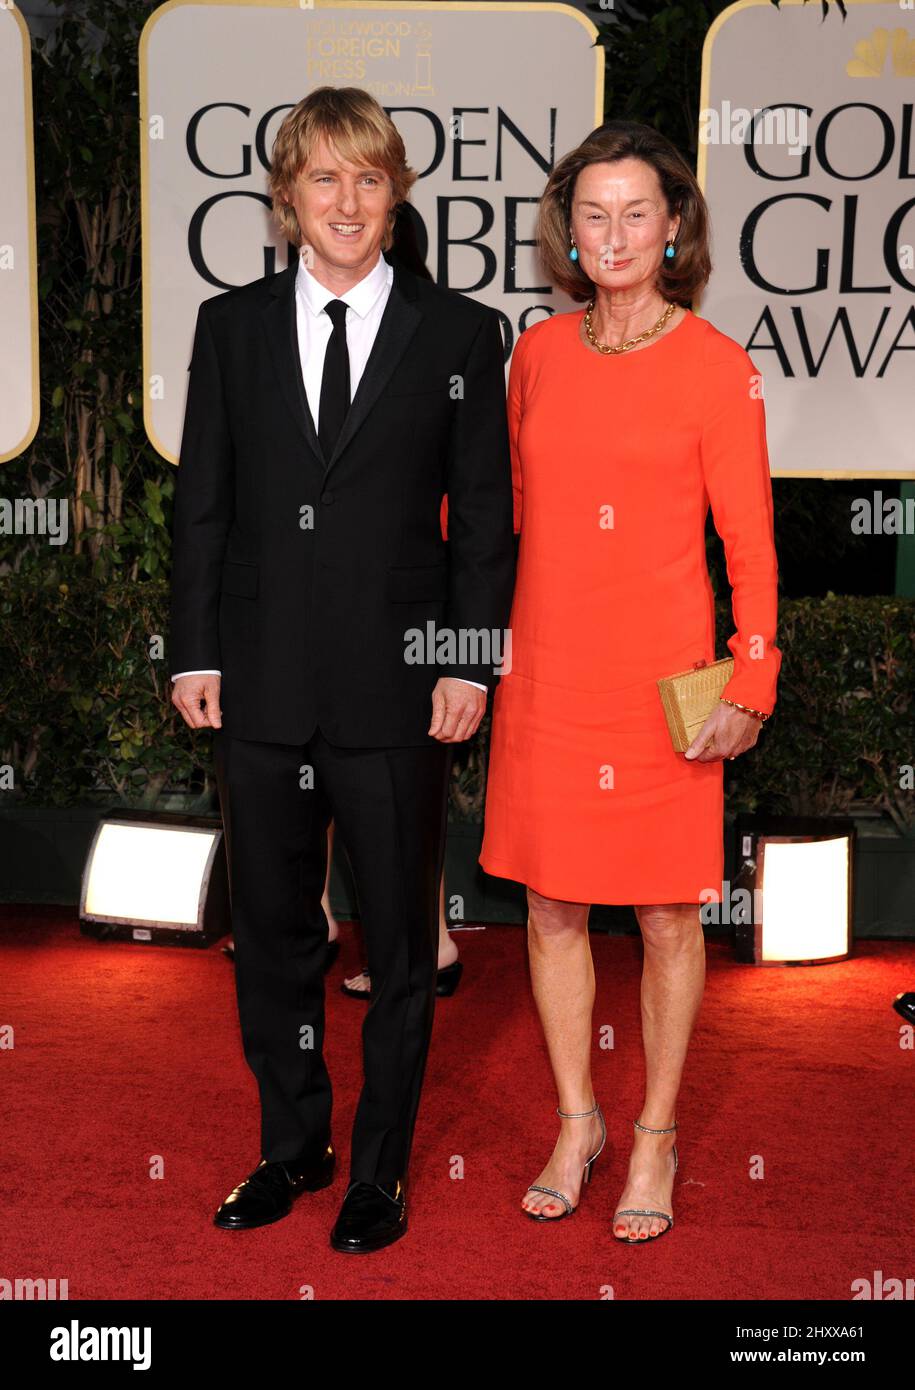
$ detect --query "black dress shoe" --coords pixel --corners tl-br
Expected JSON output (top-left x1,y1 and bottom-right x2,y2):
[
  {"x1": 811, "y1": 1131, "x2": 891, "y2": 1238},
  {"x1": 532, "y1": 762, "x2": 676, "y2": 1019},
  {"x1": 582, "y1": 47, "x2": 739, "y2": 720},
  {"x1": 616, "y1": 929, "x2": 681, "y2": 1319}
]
[
  {"x1": 329, "y1": 1179, "x2": 407, "y2": 1254},
  {"x1": 213, "y1": 1142, "x2": 335, "y2": 1230}
]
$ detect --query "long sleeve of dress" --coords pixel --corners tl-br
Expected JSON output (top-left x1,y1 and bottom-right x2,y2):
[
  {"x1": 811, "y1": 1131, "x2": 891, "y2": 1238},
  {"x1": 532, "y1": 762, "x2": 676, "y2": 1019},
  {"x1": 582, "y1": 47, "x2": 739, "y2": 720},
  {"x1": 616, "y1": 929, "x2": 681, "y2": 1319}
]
[{"x1": 699, "y1": 333, "x2": 782, "y2": 716}]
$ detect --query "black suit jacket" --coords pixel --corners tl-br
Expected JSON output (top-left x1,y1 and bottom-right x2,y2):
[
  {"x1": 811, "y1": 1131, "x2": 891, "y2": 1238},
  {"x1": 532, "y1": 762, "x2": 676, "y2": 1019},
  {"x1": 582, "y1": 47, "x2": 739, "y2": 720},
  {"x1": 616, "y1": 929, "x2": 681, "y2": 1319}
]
[{"x1": 168, "y1": 252, "x2": 515, "y2": 746}]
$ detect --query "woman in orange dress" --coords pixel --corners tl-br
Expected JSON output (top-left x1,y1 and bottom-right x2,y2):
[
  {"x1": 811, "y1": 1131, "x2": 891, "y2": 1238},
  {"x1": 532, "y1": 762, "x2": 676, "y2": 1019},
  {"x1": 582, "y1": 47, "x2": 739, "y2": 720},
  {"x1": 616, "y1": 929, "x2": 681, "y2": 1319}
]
[{"x1": 478, "y1": 121, "x2": 781, "y2": 1242}]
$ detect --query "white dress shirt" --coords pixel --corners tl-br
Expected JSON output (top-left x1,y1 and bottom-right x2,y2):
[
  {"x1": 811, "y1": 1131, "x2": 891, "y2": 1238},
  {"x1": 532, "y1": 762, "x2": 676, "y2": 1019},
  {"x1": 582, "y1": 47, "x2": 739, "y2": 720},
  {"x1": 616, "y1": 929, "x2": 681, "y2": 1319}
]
[{"x1": 172, "y1": 251, "x2": 486, "y2": 693}]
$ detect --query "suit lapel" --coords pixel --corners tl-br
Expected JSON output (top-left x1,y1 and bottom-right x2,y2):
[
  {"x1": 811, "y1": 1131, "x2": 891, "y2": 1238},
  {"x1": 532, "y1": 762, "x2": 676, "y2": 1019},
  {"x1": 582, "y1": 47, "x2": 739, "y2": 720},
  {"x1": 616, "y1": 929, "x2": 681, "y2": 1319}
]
[
  {"x1": 325, "y1": 256, "x2": 422, "y2": 479},
  {"x1": 262, "y1": 252, "x2": 423, "y2": 478},
  {"x1": 263, "y1": 260, "x2": 323, "y2": 466}
]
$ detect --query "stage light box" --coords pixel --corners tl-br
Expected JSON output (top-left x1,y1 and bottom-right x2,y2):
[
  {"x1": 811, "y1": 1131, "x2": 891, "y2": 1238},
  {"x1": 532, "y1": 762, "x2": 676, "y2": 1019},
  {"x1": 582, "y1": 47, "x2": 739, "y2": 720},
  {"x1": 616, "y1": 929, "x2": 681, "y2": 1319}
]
[
  {"x1": 79, "y1": 810, "x2": 230, "y2": 947},
  {"x1": 732, "y1": 814, "x2": 855, "y2": 966}
]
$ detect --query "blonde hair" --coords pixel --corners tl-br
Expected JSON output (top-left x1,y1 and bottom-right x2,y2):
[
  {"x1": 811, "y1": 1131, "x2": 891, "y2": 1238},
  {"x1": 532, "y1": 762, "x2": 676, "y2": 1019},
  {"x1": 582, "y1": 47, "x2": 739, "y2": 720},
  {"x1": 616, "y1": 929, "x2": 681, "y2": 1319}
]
[{"x1": 269, "y1": 86, "x2": 418, "y2": 252}]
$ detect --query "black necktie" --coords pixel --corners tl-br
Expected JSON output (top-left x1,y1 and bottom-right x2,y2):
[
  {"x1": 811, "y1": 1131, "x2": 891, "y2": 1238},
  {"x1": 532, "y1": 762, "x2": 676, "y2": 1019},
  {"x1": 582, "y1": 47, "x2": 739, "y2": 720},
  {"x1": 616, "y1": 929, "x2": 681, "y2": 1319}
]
[{"x1": 319, "y1": 299, "x2": 351, "y2": 460}]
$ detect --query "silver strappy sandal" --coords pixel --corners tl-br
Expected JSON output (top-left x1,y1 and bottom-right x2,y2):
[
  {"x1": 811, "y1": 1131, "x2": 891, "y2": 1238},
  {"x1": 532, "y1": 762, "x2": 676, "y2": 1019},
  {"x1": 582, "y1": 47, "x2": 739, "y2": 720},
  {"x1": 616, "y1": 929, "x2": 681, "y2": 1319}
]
[
  {"x1": 612, "y1": 1117, "x2": 679, "y2": 1243},
  {"x1": 524, "y1": 1103, "x2": 606, "y2": 1222}
]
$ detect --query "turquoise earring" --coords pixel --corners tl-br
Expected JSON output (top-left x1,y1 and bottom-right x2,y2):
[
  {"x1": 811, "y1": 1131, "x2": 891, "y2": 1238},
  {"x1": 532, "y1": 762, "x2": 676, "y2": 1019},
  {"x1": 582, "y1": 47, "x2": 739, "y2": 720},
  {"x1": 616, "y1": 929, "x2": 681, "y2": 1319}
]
[
  {"x1": 664, "y1": 240, "x2": 676, "y2": 259},
  {"x1": 569, "y1": 240, "x2": 579, "y2": 262}
]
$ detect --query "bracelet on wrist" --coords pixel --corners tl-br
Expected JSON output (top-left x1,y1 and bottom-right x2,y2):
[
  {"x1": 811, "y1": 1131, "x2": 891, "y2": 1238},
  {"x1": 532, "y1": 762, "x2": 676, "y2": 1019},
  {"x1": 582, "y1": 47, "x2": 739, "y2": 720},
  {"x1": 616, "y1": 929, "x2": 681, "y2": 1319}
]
[{"x1": 719, "y1": 696, "x2": 770, "y2": 723}]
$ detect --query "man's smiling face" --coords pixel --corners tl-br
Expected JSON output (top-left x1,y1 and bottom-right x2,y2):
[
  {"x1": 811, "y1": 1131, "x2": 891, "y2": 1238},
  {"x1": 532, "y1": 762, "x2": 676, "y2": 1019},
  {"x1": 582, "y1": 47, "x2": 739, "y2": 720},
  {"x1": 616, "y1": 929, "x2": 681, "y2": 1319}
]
[{"x1": 287, "y1": 134, "x2": 396, "y2": 289}]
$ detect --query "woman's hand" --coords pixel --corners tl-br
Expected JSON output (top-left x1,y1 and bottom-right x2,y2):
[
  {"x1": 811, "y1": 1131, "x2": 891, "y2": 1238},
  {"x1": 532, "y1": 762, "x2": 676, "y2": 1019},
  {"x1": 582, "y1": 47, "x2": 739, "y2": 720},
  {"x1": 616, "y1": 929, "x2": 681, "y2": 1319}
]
[{"x1": 684, "y1": 700, "x2": 763, "y2": 763}]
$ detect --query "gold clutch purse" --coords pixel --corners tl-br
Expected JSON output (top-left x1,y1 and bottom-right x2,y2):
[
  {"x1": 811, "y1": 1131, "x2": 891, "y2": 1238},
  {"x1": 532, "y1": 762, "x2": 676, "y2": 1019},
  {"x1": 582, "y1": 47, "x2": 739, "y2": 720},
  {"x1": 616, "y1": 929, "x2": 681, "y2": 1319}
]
[{"x1": 657, "y1": 657, "x2": 734, "y2": 753}]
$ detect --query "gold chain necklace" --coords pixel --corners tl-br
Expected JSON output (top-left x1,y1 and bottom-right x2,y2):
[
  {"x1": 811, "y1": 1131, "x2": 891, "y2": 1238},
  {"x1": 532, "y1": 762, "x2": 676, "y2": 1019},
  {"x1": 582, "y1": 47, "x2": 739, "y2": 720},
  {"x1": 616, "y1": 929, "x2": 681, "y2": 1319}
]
[{"x1": 583, "y1": 299, "x2": 677, "y2": 355}]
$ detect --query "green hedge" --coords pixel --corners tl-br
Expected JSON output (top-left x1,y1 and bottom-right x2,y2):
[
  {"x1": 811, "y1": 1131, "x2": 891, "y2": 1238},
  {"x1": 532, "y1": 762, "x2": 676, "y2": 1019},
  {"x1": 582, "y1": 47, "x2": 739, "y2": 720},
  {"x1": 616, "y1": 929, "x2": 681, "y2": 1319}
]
[{"x1": 1, "y1": 577, "x2": 913, "y2": 828}]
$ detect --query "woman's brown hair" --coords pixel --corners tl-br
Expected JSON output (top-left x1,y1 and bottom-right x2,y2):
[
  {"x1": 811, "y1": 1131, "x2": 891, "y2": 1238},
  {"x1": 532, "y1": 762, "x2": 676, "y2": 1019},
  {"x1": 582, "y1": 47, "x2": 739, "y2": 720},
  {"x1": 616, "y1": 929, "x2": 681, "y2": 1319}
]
[
  {"x1": 537, "y1": 120, "x2": 711, "y2": 306},
  {"x1": 269, "y1": 86, "x2": 418, "y2": 252}
]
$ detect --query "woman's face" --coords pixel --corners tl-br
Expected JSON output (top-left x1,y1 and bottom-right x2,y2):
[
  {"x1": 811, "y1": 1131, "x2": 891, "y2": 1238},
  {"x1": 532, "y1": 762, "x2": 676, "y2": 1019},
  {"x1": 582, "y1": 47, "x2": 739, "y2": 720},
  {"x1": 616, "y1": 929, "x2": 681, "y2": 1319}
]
[{"x1": 570, "y1": 157, "x2": 679, "y2": 296}]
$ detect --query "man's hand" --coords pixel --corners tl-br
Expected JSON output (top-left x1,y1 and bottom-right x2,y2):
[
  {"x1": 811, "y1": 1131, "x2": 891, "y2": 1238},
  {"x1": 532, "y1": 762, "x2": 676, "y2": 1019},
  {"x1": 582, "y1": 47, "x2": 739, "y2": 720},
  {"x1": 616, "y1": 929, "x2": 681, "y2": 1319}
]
[
  {"x1": 172, "y1": 674, "x2": 223, "y2": 730},
  {"x1": 684, "y1": 700, "x2": 762, "y2": 762},
  {"x1": 428, "y1": 677, "x2": 486, "y2": 743}
]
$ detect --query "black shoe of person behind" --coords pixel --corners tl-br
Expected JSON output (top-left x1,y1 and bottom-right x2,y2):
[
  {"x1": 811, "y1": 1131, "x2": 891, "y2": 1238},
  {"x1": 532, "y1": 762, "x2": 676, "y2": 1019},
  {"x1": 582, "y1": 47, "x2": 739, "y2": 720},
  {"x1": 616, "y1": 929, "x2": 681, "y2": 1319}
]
[
  {"x1": 893, "y1": 991, "x2": 915, "y2": 1024},
  {"x1": 214, "y1": 1143, "x2": 336, "y2": 1231},
  {"x1": 329, "y1": 1179, "x2": 407, "y2": 1254},
  {"x1": 340, "y1": 960, "x2": 463, "y2": 1001}
]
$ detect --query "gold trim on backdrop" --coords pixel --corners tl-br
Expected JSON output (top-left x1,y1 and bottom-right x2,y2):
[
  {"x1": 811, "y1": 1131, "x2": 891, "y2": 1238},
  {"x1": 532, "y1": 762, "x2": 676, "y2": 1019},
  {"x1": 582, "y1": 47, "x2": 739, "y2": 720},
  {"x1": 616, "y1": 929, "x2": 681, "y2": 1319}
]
[
  {"x1": 0, "y1": 4, "x2": 40, "y2": 465},
  {"x1": 695, "y1": 0, "x2": 914, "y2": 479},
  {"x1": 139, "y1": 0, "x2": 606, "y2": 465}
]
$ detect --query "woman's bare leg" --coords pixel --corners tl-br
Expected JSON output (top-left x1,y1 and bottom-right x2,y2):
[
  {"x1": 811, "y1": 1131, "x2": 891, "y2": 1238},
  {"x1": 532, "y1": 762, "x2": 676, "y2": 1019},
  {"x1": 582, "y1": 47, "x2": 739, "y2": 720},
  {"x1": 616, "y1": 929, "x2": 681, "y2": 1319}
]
[
  {"x1": 520, "y1": 886, "x2": 603, "y2": 1218},
  {"x1": 612, "y1": 902, "x2": 705, "y2": 1240},
  {"x1": 321, "y1": 823, "x2": 339, "y2": 942},
  {"x1": 437, "y1": 876, "x2": 459, "y2": 968}
]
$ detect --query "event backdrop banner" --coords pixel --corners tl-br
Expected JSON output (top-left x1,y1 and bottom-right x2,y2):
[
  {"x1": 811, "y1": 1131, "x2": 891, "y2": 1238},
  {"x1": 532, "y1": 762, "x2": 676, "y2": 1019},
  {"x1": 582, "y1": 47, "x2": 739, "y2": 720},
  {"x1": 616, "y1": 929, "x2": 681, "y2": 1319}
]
[
  {"x1": 698, "y1": 0, "x2": 915, "y2": 479},
  {"x1": 0, "y1": 3, "x2": 39, "y2": 464},
  {"x1": 139, "y1": 0, "x2": 603, "y2": 463}
]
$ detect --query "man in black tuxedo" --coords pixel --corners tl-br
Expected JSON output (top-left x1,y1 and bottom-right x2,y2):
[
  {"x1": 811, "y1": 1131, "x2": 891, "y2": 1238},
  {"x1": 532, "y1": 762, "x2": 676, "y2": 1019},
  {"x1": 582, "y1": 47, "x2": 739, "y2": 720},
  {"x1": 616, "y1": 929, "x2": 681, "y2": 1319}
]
[{"x1": 169, "y1": 87, "x2": 514, "y2": 1253}]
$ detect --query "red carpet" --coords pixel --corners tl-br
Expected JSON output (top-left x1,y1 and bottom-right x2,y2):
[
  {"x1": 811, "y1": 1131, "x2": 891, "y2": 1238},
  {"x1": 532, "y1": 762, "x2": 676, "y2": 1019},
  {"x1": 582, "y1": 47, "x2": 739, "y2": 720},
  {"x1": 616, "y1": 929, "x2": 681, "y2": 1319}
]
[{"x1": 1, "y1": 908, "x2": 911, "y2": 1301}]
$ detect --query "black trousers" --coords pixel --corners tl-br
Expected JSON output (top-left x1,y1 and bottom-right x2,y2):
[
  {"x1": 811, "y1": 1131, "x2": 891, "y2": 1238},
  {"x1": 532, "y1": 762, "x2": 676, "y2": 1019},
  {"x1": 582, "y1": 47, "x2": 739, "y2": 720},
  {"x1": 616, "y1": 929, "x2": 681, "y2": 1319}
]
[{"x1": 213, "y1": 725, "x2": 453, "y2": 1185}]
